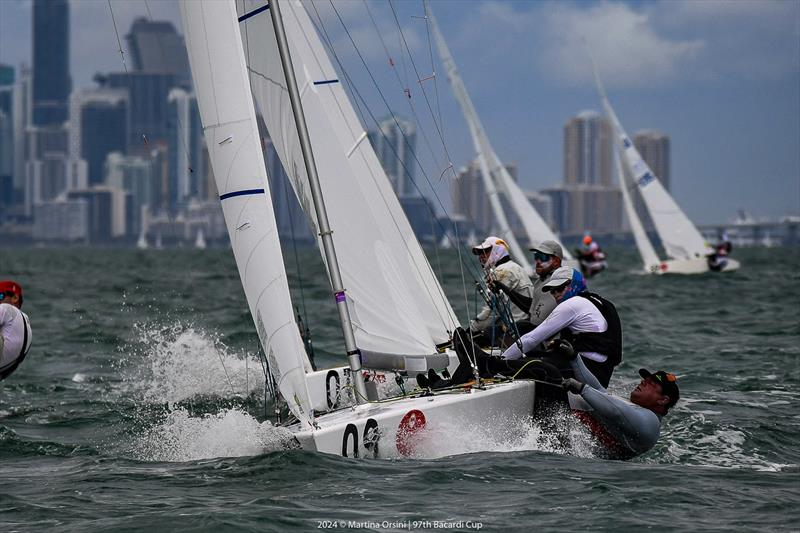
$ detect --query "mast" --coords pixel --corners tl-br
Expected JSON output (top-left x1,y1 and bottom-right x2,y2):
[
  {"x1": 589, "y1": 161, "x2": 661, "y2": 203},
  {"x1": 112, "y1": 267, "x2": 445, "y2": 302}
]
[{"x1": 269, "y1": 0, "x2": 368, "y2": 403}]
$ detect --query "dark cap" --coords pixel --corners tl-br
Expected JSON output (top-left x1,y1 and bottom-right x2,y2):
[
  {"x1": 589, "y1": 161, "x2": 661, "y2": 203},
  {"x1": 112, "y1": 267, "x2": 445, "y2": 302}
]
[
  {"x1": 639, "y1": 368, "x2": 679, "y2": 408},
  {"x1": 0, "y1": 280, "x2": 23, "y2": 308}
]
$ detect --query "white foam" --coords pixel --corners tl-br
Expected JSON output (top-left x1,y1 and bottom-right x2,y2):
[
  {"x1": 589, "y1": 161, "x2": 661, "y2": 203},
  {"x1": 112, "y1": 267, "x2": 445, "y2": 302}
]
[
  {"x1": 395, "y1": 410, "x2": 599, "y2": 460},
  {"x1": 71, "y1": 373, "x2": 86, "y2": 383},
  {"x1": 117, "y1": 322, "x2": 265, "y2": 404},
  {"x1": 131, "y1": 407, "x2": 297, "y2": 462}
]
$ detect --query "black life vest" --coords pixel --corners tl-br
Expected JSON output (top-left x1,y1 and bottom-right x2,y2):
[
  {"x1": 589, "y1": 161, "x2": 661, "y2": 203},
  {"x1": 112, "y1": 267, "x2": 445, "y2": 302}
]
[
  {"x1": 0, "y1": 312, "x2": 30, "y2": 381},
  {"x1": 561, "y1": 291, "x2": 622, "y2": 367}
]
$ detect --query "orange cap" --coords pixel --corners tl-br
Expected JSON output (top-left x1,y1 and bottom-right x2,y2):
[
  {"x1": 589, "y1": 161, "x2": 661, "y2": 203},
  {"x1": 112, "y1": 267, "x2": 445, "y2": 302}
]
[{"x1": 582, "y1": 235, "x2": 592, "y2": 245}]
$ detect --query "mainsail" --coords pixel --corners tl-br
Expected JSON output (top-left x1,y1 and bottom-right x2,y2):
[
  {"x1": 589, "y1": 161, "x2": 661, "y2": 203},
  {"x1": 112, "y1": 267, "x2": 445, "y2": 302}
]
[
  {"x1": 429, "y1": 8, "x2": 573, "y2": 266},
  {"x1": 179, "y1": 0, "x2": 314, "y2": 426},
  {"x1": 237, "y1": 0, "x2": 459, "y2": 364}
]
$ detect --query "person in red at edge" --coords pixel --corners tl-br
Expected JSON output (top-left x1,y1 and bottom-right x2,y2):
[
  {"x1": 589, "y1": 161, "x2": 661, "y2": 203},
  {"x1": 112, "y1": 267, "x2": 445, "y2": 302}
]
[{"x1": 0, "y1": 281, "x2": 33, "y2": 380}]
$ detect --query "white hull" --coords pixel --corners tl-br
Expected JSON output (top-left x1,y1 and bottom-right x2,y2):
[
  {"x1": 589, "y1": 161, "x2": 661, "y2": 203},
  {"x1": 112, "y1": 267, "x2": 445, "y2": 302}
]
[
  {"x1": 291, "y1": 380, "x2": 537, "y2": 458},
  {"x1": 646, "y1": 257, "x2": 740, "y2": 275}
]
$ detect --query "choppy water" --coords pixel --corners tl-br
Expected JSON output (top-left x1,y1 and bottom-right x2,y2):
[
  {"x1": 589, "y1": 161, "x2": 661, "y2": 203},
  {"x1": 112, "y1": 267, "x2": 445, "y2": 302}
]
[{"x1": 1, "y1": 246, "x2": 798, "y2": 531}]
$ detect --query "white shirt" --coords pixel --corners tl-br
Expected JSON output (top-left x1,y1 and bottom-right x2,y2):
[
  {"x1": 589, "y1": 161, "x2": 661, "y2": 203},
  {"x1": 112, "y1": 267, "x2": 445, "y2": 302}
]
[
  {"x1": 0, "y1": 303, "x2": 32, "y2": 369},
  {"x1": 501, "y1": 296, "x2": 608, "y2": 361}
]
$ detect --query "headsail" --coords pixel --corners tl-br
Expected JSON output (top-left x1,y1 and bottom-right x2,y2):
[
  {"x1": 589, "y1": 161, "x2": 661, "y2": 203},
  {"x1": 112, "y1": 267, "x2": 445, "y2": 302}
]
[
  {"x1": 179, "y1": 0, "x2": 314, "y2": 426},
  {"x1": 429, "y1": 7, "x2": 572, "y2": 266},
  {"x1": 592, "y1": 67, "x2": 710, "y2": 261},
  {"x1": 237, "y1": 0, "x2": 458, "y2": 364}
]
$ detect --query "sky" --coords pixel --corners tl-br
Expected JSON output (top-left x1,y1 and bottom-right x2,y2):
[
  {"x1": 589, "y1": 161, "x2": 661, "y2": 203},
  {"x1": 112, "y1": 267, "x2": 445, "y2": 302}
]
[{"x1": 0, "y1": 0, "x2": 798, "y2": 225}]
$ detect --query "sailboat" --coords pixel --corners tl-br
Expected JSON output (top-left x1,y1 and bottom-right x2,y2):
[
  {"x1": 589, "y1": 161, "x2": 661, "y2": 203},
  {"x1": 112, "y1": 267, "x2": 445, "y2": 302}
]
[
  {"x1": 194, "y1": 227, "x2": 207, "y2": 250},
  {"x1": 592, "y1": 67, "x2": 740, "y2": 274},
  {"x1": 180, "y1": 0, "x2": 539, "y2": 457},
  {"x1": 136, "y1": 229, "x2": 148, "y2": 250},
  {"x1": 429, "y1": 8, "x2": 574, "y2": 274}
]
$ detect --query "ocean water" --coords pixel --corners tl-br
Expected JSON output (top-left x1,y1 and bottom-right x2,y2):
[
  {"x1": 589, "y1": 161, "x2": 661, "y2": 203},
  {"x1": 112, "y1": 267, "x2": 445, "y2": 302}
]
[{"x1": 1, "y1": 246, "x2": 798, "y2": 532}]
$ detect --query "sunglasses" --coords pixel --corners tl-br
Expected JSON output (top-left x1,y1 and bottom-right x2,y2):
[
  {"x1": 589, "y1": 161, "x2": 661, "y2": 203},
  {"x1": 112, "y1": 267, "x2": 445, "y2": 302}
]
[
  {"x1": 0, "y1": 292, "x2": 7, "y2": 300},
  {"x1": 533, "y1": 251, "x2": 553, "y2": 262}
]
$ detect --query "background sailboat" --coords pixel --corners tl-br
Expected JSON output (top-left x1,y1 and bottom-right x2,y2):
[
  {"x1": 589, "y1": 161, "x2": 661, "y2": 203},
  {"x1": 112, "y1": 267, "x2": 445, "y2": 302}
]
[{"x1": 592, "y1": 65, "x2": 740, "y2": 274}]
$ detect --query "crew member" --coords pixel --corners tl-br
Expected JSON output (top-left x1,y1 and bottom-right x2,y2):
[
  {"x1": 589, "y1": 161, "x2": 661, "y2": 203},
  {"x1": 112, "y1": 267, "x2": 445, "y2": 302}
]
[
  {"x1": 468, "y1": 236, "x2": 533, "y2": 347},
  {"x1": 561, "y1": 341, "x2": 680, "y2": 459},
  {"x1": 0, "y1": 281, "x2": 32, "y2": 381}
]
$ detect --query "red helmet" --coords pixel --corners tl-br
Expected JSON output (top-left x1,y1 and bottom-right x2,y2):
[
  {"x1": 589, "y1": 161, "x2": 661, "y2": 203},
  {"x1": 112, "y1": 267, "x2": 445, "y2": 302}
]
[
  {"x1": 0, "y1": 280, "x2": 23, "y2": 308},
  {"x1": 582, "y1": 235, "x2": 593, "y2": 245}
]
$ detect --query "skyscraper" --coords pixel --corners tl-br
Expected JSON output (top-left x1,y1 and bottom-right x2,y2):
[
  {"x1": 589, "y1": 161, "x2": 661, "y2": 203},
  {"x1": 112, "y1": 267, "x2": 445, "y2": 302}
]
[
  {"x1": 367, "y1": 115, "x2": 417, "y2": 197},
  {"x1": 452, "y1": 159, "x2": 490, "y2": 235},
  {"x1": 631, "y1": 129, "x2": 671, "y2": 232},
  {"x1": 107, "y1": 72, "x2": 176, "y2": 154},
  {"x1": 69, "y1": 88, "x2": 128, "y2": 186},
  {"x1": 167, "y1": 89, "x2": 205, "y2": 212},
  {"x1": 557, "y1": 111, "x2": 621, "y2": 236},
  {"x1": 126, "y1": 18, "x2": 192, "y2": 89},
  {"x1": 633, "y1": 130, "x2": 670, "y2": 191},
  {"x1": 564, "y1": 111, "x2": 612, "y2": 186},
  {"x1": 0, "y1": 64, "x2": 13, "y2": 210},
  {"x1": 32, "y1": 0, "x2": 71, "y2": 126}
]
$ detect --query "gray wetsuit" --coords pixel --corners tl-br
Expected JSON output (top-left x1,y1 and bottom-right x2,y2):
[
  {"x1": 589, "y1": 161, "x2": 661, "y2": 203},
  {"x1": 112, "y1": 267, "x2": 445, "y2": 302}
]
[{"x1": 568, "y1": 356, "x2": 661, "y2": 458}]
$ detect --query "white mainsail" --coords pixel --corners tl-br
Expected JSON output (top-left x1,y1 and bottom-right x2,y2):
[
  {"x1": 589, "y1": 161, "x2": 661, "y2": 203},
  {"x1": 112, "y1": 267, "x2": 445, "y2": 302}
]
[
  {"x1": 615, "y1": 144, "x2": 660, "y2": 270},
  {"x1": 237, "y1": 0, "x2": 459, "y2": 363},
  {"x1": 429, "y1": 8, "x2": 573, "y2": 266},
  {"x1": 179, "y1": 0, "x2": 314, "y2": 426},
  {"x1": 595, "y1": 80, "x2": 710, "y2": 261}
]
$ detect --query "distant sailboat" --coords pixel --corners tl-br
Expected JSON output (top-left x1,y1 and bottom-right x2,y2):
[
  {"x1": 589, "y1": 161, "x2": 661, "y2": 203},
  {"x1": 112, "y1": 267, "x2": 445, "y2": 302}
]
[
  {"x1": 592, "y1": 65, "x2": 740, "y2": 274},
  {"x1": 155, "y1": 233, "x2": 163, "y2": 250},
  {"x1": 136, "y1": 229, "x2": 148, "y2": 250},
  {"x1": 194, "y1": 228, "x2": 207, "y2": 250}
]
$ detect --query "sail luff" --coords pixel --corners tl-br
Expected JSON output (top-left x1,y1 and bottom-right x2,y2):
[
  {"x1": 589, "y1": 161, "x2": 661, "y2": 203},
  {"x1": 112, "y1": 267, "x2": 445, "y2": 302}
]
[{"x1": 179, "y1": 0, "x2": 314, "y2": 425}]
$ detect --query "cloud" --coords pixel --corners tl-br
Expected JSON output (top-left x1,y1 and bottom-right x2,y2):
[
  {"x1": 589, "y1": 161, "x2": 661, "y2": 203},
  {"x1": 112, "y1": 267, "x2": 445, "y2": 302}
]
[{"x1": 534, "y1": 2, "x2": 705, "y2": 88}]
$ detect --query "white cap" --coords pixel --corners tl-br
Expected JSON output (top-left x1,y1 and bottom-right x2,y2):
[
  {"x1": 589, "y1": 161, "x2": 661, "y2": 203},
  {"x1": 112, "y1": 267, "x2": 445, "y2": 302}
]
[{"x1": 541, "y1": 266, "x2": 574, "y2": 292}]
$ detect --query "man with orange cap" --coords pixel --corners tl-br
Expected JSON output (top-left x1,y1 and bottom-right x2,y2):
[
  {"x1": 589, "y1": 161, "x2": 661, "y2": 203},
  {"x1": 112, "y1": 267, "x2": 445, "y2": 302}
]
[{"x1": 0, "y1": 281, "x2": 33, "y2": 380}]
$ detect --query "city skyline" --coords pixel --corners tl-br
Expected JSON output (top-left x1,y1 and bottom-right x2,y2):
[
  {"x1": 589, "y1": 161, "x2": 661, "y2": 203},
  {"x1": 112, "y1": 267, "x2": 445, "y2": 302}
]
[{"x1": 0, "y1": 0, "x2": 798, "y2": 227}]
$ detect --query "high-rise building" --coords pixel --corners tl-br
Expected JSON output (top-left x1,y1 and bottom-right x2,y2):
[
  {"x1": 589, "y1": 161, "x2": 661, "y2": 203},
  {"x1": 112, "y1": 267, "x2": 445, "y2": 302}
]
[
  {"x1": 631, "y1": 129, "x2": 670, "y2": 232},
  {"x1": 367, "y1": 115, "x2": 416, "y2": 197},
  {"x1": 32, "y1": 0, "x2": 71, "y2": 126},
  {"x1": 69, "y1": 88, "x2": 128, "y2": 186},
  {"x1": 12, "y1": 66, "x2": 31, "y2": 210},
  {"x1": 564, "y1": 111, "x2": 612, "y2": 186},
  {"x1": 0, "y1": 65, "x2": 13, "y2": 210},
  {"x1": 105, "y1": 151, "x2": 157, "y2": 238},
  {"x1": 557, "y1": 111, "x2": 621, "y2": 236},
  {"x1": 452, "y1": 159, "x2": 490, "y2": 235},
  {"x1": 107, "y1": 72, "x2": 176, "y2": 154},
  {"x1": 167, "y1": 88, "x2": 204, "y2": 212},
  {"x1": 633, "y1": 130, "x2": 670, "y2": 191},
  {"x1": 126, "y1": 18, "x2": 192, "y2": 89}
]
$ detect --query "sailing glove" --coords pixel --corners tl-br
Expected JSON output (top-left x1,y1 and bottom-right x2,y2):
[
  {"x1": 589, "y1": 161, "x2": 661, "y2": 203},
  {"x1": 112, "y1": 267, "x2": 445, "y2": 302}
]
[
  {"x1": 548, "y1": 338, "x2": 576, "y2": 360},
  {"x1": 562, "y1": 378, "x2": 585, "y2": 394}
]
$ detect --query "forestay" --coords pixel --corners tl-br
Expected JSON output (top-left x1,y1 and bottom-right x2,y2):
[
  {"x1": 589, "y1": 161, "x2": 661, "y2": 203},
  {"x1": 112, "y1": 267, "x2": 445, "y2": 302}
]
[
  {"x1": 237, "y1": 0, "x2": 458, "y2": 364},
  {"x1": 429, "y1": 8, "x2": 573, "y2": 265},
  {"x1": 179, "y1": 0, "x2": 314, "y2": 426}
]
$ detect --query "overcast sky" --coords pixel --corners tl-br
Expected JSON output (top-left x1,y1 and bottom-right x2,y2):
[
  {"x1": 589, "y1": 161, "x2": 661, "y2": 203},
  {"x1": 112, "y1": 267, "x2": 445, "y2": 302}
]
[{"x1": 1, "y1": 0, "x2": 798, "y2": 224}]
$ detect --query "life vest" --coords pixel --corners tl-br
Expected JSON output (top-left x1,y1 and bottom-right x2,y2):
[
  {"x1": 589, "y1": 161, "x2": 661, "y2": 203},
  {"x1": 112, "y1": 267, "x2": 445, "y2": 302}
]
[
  {"x1": 561, "y1": 291, "x2": 622, "y2": 366},
  {"x1": 0, "y1": 312, "x2": 31, "y2": 380}
]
